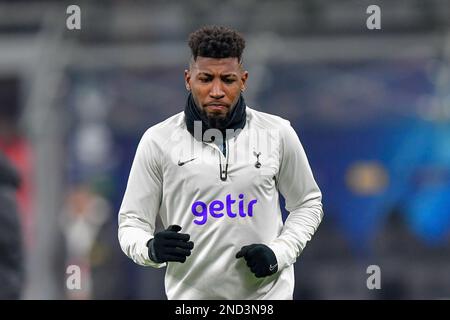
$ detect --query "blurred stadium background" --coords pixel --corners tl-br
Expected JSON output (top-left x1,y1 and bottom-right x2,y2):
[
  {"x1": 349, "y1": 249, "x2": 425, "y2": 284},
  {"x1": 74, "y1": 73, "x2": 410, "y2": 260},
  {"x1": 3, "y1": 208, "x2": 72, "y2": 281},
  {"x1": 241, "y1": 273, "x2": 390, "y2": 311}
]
[{"x1": 1, "y1": 0, "x2": 450, "y2": 299}]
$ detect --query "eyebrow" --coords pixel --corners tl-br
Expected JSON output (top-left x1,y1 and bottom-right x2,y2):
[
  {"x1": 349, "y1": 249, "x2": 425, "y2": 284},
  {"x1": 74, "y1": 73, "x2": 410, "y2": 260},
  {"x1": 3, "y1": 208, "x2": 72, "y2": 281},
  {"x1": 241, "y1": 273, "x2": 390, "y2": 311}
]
[{"x1": 197, "y1": 72, "x2": 238, "y2": 77}]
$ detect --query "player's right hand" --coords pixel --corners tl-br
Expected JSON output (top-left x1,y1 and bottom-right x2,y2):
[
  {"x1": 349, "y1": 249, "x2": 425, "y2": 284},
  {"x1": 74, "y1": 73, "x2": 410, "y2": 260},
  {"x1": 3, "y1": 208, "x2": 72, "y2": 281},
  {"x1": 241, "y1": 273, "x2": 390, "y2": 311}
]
[{"x1": 147, "y1": 225, "x2": 194, "y2": 263}]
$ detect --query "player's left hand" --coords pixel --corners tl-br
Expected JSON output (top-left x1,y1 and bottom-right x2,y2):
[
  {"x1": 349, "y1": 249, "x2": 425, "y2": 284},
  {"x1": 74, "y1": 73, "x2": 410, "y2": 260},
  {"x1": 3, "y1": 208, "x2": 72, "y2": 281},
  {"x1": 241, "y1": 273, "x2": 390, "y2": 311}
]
[{"x1": 236, "y1": 244, "x2": 278, "y2": 278}]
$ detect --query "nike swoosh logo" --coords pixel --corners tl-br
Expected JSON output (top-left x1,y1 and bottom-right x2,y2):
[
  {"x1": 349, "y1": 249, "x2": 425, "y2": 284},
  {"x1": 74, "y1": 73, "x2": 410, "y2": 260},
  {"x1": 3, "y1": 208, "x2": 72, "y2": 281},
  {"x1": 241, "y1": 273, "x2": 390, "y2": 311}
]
[
  {"x1": 269, "y1": 264, "x2": 278, "y2": 272},
  {"x1": 178, "y1": 157, "x2": 197, "y2": 166}
]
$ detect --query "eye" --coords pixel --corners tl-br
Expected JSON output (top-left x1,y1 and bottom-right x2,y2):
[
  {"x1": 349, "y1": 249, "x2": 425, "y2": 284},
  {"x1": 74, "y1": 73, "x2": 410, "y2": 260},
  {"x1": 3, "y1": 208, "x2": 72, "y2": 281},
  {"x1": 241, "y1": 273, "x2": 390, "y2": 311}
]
[
  {"x1": 223, "y1": 78, "x2": 236, "y2": 84},
  {"x1": 199, "y1": 77, "x2": 211, "y2": 83}
]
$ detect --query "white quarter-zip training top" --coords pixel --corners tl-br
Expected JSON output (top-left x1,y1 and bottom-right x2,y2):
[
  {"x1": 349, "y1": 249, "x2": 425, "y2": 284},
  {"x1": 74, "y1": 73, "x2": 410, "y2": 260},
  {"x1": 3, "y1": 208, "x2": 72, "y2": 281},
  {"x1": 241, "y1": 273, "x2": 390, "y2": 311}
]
[{"x1": 118, "y1": 106, "x2": 323, "y2": 299}]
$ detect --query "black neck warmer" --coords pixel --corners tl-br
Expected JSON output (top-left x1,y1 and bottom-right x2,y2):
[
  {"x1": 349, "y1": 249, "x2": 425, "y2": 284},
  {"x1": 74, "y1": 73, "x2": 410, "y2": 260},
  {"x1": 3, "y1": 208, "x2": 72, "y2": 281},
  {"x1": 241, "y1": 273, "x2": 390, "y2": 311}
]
[{"x1": 184, "y1": 92, "x2": 247, "y2": 141}]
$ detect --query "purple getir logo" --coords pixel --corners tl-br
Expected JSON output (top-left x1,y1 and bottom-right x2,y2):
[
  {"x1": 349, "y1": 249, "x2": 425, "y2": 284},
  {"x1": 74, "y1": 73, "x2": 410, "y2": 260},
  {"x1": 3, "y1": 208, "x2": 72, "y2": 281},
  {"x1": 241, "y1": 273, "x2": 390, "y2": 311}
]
[{"x1": 191, "y1": 194, "x2": 258, "y2": 225}]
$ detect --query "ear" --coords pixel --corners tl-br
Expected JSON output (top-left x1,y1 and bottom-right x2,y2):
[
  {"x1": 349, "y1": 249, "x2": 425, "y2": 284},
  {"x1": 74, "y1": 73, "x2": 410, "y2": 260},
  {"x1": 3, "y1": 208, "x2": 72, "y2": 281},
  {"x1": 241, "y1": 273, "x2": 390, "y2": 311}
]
[
  {"x1": 240, "y1": 71, "x2": 249, "y2": 92},
  {"x1": 184, "y1": 69, "x2": 191, "y2": 91}
]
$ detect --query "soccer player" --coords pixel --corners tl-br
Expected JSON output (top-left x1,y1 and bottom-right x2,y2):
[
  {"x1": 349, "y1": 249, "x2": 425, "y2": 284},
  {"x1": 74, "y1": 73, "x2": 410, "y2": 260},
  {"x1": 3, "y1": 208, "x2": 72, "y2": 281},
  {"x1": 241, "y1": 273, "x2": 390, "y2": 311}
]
[{"x1": 118, "y1": 26, "x2": 323, "y2": 299}]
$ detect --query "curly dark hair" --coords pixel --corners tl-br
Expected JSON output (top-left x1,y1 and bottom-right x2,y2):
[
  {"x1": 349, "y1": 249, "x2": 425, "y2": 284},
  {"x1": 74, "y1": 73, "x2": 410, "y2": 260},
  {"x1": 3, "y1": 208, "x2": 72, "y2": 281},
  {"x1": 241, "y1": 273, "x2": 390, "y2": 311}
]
[{"x1": 188, "y1": 26, "x2": 246, "y2": 62}]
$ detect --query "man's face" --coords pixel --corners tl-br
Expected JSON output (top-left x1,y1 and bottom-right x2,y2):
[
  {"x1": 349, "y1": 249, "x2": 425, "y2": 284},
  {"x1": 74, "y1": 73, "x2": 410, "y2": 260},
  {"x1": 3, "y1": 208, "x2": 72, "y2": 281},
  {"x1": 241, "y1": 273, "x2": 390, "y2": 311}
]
[{"x1": 185, "y1": 57, "x2": 248, "y2": 129}]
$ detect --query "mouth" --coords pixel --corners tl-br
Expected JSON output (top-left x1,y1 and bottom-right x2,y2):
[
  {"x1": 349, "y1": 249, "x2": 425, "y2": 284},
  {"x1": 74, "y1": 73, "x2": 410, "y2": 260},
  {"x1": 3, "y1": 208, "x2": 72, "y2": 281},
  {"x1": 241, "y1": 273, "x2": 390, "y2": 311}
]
[{"x1": 205, "y1": 103, "x2": 229, "y2": 112}]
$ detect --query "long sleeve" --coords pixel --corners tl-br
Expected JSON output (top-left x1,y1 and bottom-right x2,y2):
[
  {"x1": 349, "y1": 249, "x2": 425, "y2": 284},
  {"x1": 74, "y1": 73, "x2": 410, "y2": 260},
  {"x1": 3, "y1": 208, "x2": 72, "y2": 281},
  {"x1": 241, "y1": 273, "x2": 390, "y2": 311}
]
[
  {"x1": 118, "y1": 129, "x2": 166, "y2": 268},
  {"x1": 268, "y1": 123, "x2": 323, "y2": 271}
]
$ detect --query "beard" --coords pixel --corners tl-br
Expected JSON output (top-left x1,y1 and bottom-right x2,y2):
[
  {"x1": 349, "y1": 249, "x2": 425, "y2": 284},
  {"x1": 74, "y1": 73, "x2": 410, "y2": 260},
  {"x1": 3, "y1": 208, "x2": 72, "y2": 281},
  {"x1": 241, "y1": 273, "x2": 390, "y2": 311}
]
[{"x1": 200, "y1": 108, "x2": 231, "y2": 131}]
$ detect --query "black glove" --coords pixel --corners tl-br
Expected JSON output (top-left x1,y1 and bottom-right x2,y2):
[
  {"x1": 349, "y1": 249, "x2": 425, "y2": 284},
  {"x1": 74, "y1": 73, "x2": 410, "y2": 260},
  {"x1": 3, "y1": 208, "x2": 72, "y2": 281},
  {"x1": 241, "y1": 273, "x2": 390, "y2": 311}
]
[
  {"x1": 147, "y1": 225, "x2": 194, "y2": 263},
  {"x1": 236, "y1": 244, "x2": 278, "y2": 278}
]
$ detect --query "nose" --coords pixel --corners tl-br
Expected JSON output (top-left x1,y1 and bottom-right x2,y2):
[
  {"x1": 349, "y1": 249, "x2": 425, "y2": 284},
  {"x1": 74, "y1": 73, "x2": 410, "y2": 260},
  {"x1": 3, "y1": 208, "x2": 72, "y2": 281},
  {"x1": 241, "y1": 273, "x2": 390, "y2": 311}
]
[{"x1": 209, "y1": 79, "x2": 225, "y2": 99}]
